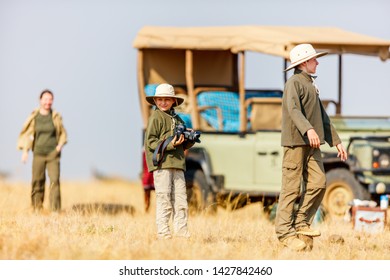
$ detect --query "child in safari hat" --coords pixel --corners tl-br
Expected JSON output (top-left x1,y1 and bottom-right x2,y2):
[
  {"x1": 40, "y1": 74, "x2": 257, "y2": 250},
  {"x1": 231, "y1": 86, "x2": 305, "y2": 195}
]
[
  {"x1": 275, "y1": 44, "x2": 348, "y2": 251},
  {"x1": 144, "y1": 83, "x2": 195, "y2": 239}
]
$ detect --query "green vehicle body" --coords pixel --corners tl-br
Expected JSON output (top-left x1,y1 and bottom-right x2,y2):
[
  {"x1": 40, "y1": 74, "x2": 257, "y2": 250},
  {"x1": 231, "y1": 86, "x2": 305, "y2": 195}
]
[{"x1": 134, "y1": 26, "x2": 390, "y2": 216}]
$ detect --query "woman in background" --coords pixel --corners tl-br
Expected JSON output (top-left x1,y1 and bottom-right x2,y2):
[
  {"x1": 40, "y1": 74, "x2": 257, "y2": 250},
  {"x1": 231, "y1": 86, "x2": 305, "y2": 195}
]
[{"x1": 17, "y1": 89, "x2": 67, "y2": 213}]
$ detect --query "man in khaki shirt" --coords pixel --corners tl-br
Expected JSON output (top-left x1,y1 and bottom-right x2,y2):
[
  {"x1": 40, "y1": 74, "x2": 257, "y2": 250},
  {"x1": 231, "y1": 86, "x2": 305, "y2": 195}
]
[{"x1": 275, "y1": 44, "x2": 348, "y2": 251}]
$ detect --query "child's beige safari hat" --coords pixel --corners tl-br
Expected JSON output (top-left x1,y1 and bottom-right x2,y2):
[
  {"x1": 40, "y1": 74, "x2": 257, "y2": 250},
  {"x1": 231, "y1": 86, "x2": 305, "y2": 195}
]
[
  {"x1": 284, "y1": 44, "x2": 328, "y2": 71},
  {"x1": 145, "y1": 83, "x2": 184, "y2": 107}
]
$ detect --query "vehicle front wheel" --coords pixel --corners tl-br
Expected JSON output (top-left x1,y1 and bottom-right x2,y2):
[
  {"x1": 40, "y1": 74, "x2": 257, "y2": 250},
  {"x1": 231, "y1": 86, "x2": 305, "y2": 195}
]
[
  {"x1": 323, "y1": 168, "x2": 370, "y2": 218},
  {"x1": 185, "y1": 169, "x2": 216, "y2": 214}
]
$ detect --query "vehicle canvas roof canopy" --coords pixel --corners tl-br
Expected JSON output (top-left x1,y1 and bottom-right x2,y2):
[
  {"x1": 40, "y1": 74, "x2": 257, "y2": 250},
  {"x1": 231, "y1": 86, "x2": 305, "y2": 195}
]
[
  {"x1": 134, "y1": 25, "x2": 390, "y2": 130},
  {"x1": 142, "y1": 49, "x2": 235, "y2": 86},
  {"x1": 133, "y1": 25, "x2": 390, "y2": 60}
]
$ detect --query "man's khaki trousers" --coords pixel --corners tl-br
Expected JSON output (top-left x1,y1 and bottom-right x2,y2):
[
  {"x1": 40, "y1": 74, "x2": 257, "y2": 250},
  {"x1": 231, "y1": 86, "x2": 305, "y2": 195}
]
[
  {"x1": 275, "y1": 146, "x2": 326, "y2": 241},
  {"x1": 153, "y1": 168, "x2": 189, "y2": 238},
  {"x1": 32, "y1": 150, "x2": 61, "y2": 212}
]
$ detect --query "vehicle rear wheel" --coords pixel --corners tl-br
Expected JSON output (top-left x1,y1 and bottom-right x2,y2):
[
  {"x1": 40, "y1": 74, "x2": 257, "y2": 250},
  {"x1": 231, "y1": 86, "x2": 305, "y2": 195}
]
[
  {"x1": 185, "y1": 169, "x2": 216, "y2": 214},
  {"x1": 324, "y1": 168, "x2": 370, "y2": 218}
]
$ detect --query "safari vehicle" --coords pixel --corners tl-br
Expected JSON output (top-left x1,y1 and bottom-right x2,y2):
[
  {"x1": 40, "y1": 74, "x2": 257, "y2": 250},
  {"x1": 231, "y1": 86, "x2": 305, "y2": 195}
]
[{"x1": 133, "y1": 26, "x2": 390, "y2": 217}]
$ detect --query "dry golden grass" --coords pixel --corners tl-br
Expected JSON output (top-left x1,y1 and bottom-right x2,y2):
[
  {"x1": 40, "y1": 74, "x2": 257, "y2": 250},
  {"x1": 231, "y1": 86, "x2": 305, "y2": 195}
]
[{"x1": 0, "y1": 179, "x2": 390, "y2": 260}]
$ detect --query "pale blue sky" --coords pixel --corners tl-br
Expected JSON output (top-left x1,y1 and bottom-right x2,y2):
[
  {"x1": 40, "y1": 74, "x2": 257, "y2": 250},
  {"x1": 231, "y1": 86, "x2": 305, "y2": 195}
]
[{"x1": 1, "y1": 0, "x2": 390, "y2": 181}]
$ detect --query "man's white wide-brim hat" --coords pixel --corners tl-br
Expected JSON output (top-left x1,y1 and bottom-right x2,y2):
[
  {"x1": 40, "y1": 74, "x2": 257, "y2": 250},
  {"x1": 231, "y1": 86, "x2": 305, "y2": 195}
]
[
  {"x1": 284, "y1": 44, "x2": 328, "y2": 71},
  {"x1": 145, "y1": 83, "x2": 184, "y2": 107}
]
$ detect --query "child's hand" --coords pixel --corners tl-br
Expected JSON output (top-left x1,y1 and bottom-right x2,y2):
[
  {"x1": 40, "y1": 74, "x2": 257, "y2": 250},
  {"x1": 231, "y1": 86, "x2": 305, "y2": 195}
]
[{"x1": 172, "y1": 134, "x2": 185, "y2": 146}]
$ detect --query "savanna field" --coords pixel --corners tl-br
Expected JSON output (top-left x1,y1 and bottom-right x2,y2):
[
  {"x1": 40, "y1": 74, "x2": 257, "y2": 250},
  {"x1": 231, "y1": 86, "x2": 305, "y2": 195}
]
[{"x1": 0, "y1": 179, "x2": 390, "y2": 260}]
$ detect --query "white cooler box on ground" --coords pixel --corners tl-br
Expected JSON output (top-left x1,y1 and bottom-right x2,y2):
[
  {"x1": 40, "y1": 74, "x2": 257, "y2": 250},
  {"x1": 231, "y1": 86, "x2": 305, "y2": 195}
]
[{"x1": 352, "y1": 206, "x2": 387, "y2": 233}]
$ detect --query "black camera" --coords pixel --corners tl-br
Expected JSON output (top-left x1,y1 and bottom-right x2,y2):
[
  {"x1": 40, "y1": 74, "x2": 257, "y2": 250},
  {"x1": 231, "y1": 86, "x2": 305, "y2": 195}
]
[{"x1": 174, "y1": 124, "x2": 201, "y2": 143}]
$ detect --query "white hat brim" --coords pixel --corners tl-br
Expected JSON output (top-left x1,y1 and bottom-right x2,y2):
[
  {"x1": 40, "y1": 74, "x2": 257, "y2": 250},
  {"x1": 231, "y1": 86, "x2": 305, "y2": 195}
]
[
  {"x1": 145, "y1": 95, "x2": 184, "y2": 107},
  {"x1": 284, "y1": 51, "x2": 328, "y2": 72}
]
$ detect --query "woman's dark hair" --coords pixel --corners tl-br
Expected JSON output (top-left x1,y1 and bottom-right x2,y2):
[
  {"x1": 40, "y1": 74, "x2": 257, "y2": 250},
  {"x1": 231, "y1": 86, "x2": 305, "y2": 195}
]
[{"x1": 40, "y1": 89, "x2": 54, "y2": 99}]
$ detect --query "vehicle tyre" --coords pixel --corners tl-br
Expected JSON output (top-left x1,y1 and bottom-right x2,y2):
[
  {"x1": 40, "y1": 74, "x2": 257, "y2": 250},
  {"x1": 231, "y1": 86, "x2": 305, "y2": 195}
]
[
  {"x1": 185, "y1": 169, "x2": 216, "y2": 214},
  {"x1": 324, "y1": 168, "x2": 370, "y2": 218}
]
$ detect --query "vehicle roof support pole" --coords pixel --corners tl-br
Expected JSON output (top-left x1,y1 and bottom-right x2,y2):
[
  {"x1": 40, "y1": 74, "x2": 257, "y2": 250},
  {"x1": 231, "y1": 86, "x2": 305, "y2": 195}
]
[
  {"x1": 137, "y1": 49, "x2": 148, "y2": 129},
  {"x1": 238, "y1": 51, "x2": 246, "y2": 132},
  {"x1": 185, "y1": 49, "x2": 199, "y2": 129},
  {"x1": 337, "y1": 54, "x2": 342, "y2": 115},
  {"x1": 284, "y1": 59, "x2": 287, "y2": 83}
]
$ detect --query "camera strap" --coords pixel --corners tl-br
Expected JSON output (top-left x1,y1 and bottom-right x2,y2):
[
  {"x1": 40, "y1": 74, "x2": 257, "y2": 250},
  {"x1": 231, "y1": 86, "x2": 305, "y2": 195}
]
[{"x1": 152, "y1": 136, "x2": 174, "y2": 166}]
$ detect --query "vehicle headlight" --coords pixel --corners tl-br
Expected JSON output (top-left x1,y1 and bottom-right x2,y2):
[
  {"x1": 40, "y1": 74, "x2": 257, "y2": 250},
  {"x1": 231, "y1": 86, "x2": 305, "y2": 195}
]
[{"x1": 379, "y1": 154, "x2": 390, "y2": 168}]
